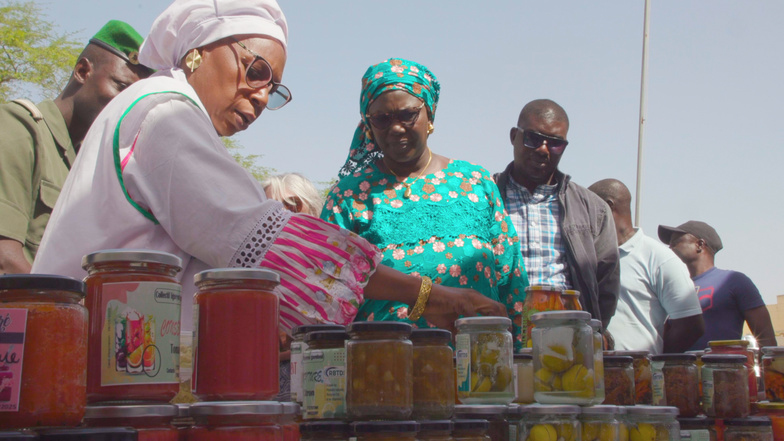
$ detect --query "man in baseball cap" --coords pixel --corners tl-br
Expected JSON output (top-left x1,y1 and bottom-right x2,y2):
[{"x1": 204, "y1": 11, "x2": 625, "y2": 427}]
[{"x1": 658, "y1": 221, "x2": 776, "y2": 350}]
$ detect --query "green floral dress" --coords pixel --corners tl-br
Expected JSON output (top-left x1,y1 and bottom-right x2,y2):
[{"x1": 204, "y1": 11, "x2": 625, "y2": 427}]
[{"x1": 322, "y1": 159, "x2": 529, "y2": 349}]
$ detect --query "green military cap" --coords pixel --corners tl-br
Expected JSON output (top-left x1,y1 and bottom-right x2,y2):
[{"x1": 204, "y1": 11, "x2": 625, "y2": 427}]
[{"x1": 89, "y1": 20, "x2": 145, "y2": 65}]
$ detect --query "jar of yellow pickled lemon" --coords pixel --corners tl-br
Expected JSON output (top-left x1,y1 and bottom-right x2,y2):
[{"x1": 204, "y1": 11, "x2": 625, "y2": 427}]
[
  {"x1": 455, "y1": 317, "x2": 514, "y2": 404},
  {"x1": 581, "y1": 405, "x2": 621, "y2": 441},
  {"x1": 590, "y1": 319, "x2": 605, "y2": 405},
  {"x1": 624, "y1": 406, "x2": 679, "y2": 441},
  {"x1": 411, "y1": 329, "x2": 455, "y2": 419},
  {"x1": 522, "y1": 405, "x2": 581, "y2": 441}
]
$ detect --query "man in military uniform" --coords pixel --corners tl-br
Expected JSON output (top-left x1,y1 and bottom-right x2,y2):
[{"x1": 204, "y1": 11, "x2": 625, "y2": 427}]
[{"x1": 0, "y1": 20, "x2": 152, "y2": 273}]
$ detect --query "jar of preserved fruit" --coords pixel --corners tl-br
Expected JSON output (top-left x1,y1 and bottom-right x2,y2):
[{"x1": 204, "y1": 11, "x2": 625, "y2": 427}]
[
  {"x1": 411, "y1": 329, "x2": 455, "y2": 419},
  {"x1": 613, "y1": 351, "x2": 652, "y2": 404},
  {"x1": 522, "y1": 405, "x2": 581, "y2": 441},
  {"x1": 192, "y1": 268, "x2": 280, "y2": 401},
  {"x1": 651, "y1": 354, "x2": 701, "y2": 417},
  {"x1": 561, "y1": 290, "x2": 583, "y2": 311},
  {"x1": 346, "y1": 322, "x2": 413, "y2": 419},
  {"x1": 454, "y1": 405, "x2": 509, "y2": 441},
  {"x1": 514, "y1": 351, "x2": 534, "y2": 404},
  {"x1": 280, "y1": 402, "x2": 300, "y2": 441},
  {"x1": 352, "y1": 421, "x2": 419, "y2": 441},
  {"x1": 189, "y1": 401, "x2": 282, "y2": 441},
  {"x1": 291, "y1": 324, "x2": 345, "y2": 405},
  {"x1": 299, "y1": 421, "x2": 351, "y2": 441},
  {"x1": 453, "y1": 419, "x2": 491, "y2": 441},
  {"x1": 685, "y1": 350, "x2": 705, "y2": 404},
  {"x1": 37, "y1": 428, "x2": 137, "y2": 440},
  {"x1": 82, "y1": 250, "x2": 183, "y2": 404},
  {"x1": 303, "y1": 330, "x2": 348, "y2": 420},
  {"x1": 507, "y1": 404, "x2": 528, "y2": 441},
  {"x1": 762, "y1": 347, "x2": 784, "y2": 402},
  {"x1": 701, "y1": 354, "x2": 749, "y2": 418},
  {"x1": 724, "y1": 417, "x2": 773, "y2": 441},
  {"x1": 590, "y1": 319, "x2": 606, "y2": 405},
  {"x1": 754, "y1": 402, "x2": 784, "y2": 441},
  {"x1": 456, "y1": 317, "x2": 514, "y2": 404},
  {"x1": 708, "y1": 340, "x2": 758, "y2": 403},
  {"x1": 678, "y1": 417, "x2": 717, "y2": 441},
  {"x1": 603, "y1": 355, "x2": 635, "y2": 406},
  {"x1": 581, "y1": 405, "x2": 621, "y2": 441},
  {"x1": 83, "y1": 403, "x2": 178, "y2": 441},
  {"x1": 625, "y1": 406, "x2": 680, "y2": 441},
  {"x1": 0, "y1": 275, "x2": 87, "y2": 428},
  {"x1": 418, "y1": 420, "x2": 455, "y2": 441},
  {"x1": 521, "y1": 286, "x2": 564, "y2": 348},
  {"x1": 531, "y1": 311, "x2": 595, "y2": 405}
]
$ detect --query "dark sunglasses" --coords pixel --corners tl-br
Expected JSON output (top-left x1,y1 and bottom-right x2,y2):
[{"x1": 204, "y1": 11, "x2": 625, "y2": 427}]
[
  {"x1": 516, "y1": 127, "x2": 568, "y2": 153},
  {"x1": 232, "y1": 38, "x2": 292, "y2": 110},
  {"x1": 365, "y1": 103, "x2": 425, "y2": 130}
]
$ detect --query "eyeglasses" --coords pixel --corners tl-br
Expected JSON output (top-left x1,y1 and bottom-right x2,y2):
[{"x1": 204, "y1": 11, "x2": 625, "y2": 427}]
[
  {"x1": 365, "y1": 103, "x2": 425, "y2": 130},
  {"x1": 232, "y1": 38, "x2": 292, "y2": 110},
  {"x1": 516, "y1": 127, "x2": 568, "y2": 153}
]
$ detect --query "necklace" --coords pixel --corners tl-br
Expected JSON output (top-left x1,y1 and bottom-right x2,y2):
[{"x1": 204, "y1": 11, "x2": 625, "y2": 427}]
[{"x1": 386, "y1": 148, "x2": 433, "y2": 199}]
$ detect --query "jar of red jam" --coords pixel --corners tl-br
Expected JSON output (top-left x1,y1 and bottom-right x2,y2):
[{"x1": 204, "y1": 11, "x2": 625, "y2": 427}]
[
  {"x1": 189, "y1": 401, "x2": 282, "y2": 441},
  {"x1": 0, "y1": 275, "x2": 87, "y2": 428},
  {"x1": 37, "y1": 428, "x2": 137, "y2": 440},
  {"x1": 192, "y1": 269, "x2": 280, "y2": 401},
  {"x1": 411, "y1": 329, "x2": 455, "y2": 419},
  {"x1": 82, "y1": 249, "x2": 183, "y2": 403},
  {"x1": 84, "y1": 403, "x2": 178, "y2": 440},
  {"x1": 708, "y1": 340, "x2": 758, "y2": 403}
]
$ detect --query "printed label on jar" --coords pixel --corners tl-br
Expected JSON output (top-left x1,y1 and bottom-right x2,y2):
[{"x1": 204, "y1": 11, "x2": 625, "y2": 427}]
[
  {"x1": 303, "y1": 348, "x2": 346, "y2": 419},
  {"x1": 191, "y1": 304, "x2": 199, "y2": 392},
  {"x1": 651, "y1": 360, "x2": 666, "y2": 405},
  {"x1": 290, "y1": 341, "x2": 307, "y2": 404},
  {"x1": 0, "y1": 309, "x2": 28, "y2": 412},
  {"x1": 685, "y1": 429, "x2": 710, "y2": 441},
  {"x1": 100, "y1": 282, "x2": 182, "y2": 386},
  {"x1": 702, "y1": 367, "x2": 715, "y2": 411},
  {"x1": 456, "y1": 334, "x2": 471, "y2": 392}
]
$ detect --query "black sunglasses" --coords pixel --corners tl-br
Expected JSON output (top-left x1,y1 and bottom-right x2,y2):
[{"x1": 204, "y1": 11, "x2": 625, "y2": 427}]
[
  {"x1": 232, "y1": 38, "x2": 292, "y2": 110},
  {"x1": 365, "y1": 103, "x2": 425, "y2": 130},
  {"x1": 516, "y1": 127, "x2": 568, "y2": 153}
]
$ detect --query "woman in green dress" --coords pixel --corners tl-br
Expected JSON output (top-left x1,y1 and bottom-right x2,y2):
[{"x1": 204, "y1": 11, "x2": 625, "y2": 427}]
[{"x1": 322, "y1": 58, "x2": 529, "y2": 349}]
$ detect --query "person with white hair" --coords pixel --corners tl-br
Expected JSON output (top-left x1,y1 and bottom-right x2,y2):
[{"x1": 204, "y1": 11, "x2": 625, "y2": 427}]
[
  {"x1": 32, "y1": 0, "x2": 504, "y2": 334},
  {"x1": 262, "y1": 173, "x2": 324, "y2": 217}
]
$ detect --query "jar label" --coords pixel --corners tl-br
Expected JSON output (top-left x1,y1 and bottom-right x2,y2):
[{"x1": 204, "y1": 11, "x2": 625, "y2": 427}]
[
  {"x1": 100, "y1": 281, "x2": 182, "y2": 386},
  {"x1": 685, "y1": 429, "x2": 710, "y2": 441},
  {"x1": 702, "y1": 367, "x2": 715, "y2": 411},
  {"x1": 290, "y1": 341, "x2": 308, "y2": 404},
  {"x1": 651, "y1": 360, "x2": 666, "y2": 405},
  {"x1": 0, "y1": 309, "x2": 28, "y2": 412},
  {"x1": 456, "y1": 333, "x2": 471, "y2": 392},
  {"x1": 303, "y1": 348, "x2": 346, "y2": 419}
]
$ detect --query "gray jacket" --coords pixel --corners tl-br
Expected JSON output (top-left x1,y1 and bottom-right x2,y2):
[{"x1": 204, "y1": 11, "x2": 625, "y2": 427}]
[{"x1": 495, "y1": 162, "x2": 620, "y2": 328}]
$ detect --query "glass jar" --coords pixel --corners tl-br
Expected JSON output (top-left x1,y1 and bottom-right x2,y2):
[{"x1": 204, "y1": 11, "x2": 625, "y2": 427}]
[
  {"x1": 454, "y1": 405, "x2": 509, "y2": 441},
  {"x1": 514, "y1": 351, "x2": 534, "y2": 404},
  {"x1": 507, "y1": 404, "x2": 528, "y2": 441},
  {"x1": 279, "y1": 402, "x2": 300, "y2": 441},
  {"x1": 418, "y1": 420, "x2": 455, "y2": 441},
  {"x1": 37, "y1": 428, "x2": 137, "y2": 440},
  {"x1": 0, "y1": 275, "x2": 87, "y2": 428},
  {"x1": 83, "y1": 404, "x2": 178, "y2": 441},
  {"x1": 303, "y1": 330, "x2": 349, "y2": 420},
  {"x1": 678, "y1": 417, "x2": 717, "y2": 441},
  {"x1": 651, "y1": 354, "x2": 701, "y2": 417},
  {"x1": 346, "y1": 322, "x2": 413, "y2": 420},
  {"x1": 531, "y1": 311, "x2": 595, "y2": 404},
  {"x1": 411, "y1": 329, "x2": 455, "y2": 419},
  {"x1": 299, "y1": 421, "x2": 351, "y2": 441},
  {"x1": 625, "y1": 406, "x2": 680, "y2": 441},
  {"x1": 290, "y1": 324, "x2": 345, "y2": 405},
  {"x1": 172, "y1": 404, "x2": 192, "y2": 441},
  {"x1": 352, "y1": 421, "x2": 419, "y2": 441},
  {"x1": 581, "y1": 405, "x2": 621, "y2": 441},
  {"x1": 455, "y1": 317, "x2": 514, "y2": 404},
  {"x1": 453, "y1": 419, "x2": 491, "y2": 441},
  {"x1": 603, "y1": 355, "x2": 635, "y2": 406},
  {"x1": 189, "y1": 401, "x2": 282, "y2": 441},
  {"x1": 762, "y1": 347, "x2": 784, "y2": 402},
  {"x1": 754, "y1": 402, "x2": 784, "y2": 441},
  {"x1": 613, "y1": 351, "x2": 652, "y2": 405},
  {"x1": 591, "y1": 319, "x2": 606, "y2": 405},
  {"x1": 617, "y1": 406, "x2": 629, "y2": 441},
  {"x1": 723, "y1": 417, "x2": 773, "y2": 441},
  {"x1": 522, "y1": 405, "x2": 581, "y2": 441},
  {"x1": 82, "y1": 250, "x2": 183, "y2": 404},
  {"x1": 561, "y1": 290, "x2": 583, "y2": 311},
  {"x1": 701, "y1": 354, "x2": 749, "y2": 418},
  {"x1": 192, "y1": 268, "x2": 280, "y2": 401},
  {"x1": 708, "y1": 340, "x2": 758, "y2": 403},
  {"x1": 521, "y1": 286, "x2": 564, "y2": 348}
]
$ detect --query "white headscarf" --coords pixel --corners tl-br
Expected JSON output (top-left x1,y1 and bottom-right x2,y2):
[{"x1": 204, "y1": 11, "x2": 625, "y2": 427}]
[{"x1": 139, "y1": 0, "x2": 288, "y2": 70}]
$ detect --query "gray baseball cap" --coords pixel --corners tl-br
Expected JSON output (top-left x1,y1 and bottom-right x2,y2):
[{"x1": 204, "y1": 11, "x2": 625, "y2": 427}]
[{"x1": 658, "y1": 220, "x2": 723, "y2": 253}]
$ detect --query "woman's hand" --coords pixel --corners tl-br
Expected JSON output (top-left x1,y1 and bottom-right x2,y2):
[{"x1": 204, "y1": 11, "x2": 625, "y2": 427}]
[{"x1": 421, "y1": 284, "x2": 507, "y2": 332}]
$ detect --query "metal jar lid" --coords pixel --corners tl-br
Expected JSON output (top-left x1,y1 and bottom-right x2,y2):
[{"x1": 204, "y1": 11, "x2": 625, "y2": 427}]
[
  {"x1": 762, "y1": 347, "x2": 784, "y2": 355},
  {"x1": 525, "y1": 404, "x2": 581, "y2": 415},
  {"x1": 418, "y1": 420, "x2": 454, "y2": 432},
  {"x1": 610, "y1": 350, "x2": 650, "y2": 358},
  {"x1": 514, "y1": 352, "x2": 533, "y2": 361},
  {"x1": 37, "y1": 428, "x2": 136, "y2": 440},
  {"x1": 351, "y1": 421, "x2": 419, "y2": 433},
  {"x1": 455, "y1": 316, "x2": 512, "y2": 328},
  {"x1": 562, "y1": 289, "x2": 580, "y2": 296},
  {"x1": 507, "y1": 404, "x2": 529, "y2": 416},
  {"x1": 724, "y1": 417, "x2": 772, "y2": 427},
  {"x1": 708, "y1": 339, "x2": 748, "y2": 348},
  {"x1": 0, "y1": 430, "x2": 38, "y2": 440},
  {"x1": 455, "y1": 404, "x2": 510, "y2": 416},
  {"x1": 678, "y1": 417, "x2": 716, "y2": 427},
  {"x1": 194, "y1": 268, "x2": 280, "y2": 284},
  {"x1": 84, "y1": 404, "x2": 179, "y2": 419},
  {"x1": 347, "y1": 321, "x2": 413, "y2": 335},
  {"x1": 590, "y1": 319, "x2": 601, "y2": 330},
  {"x1": 281, "y1": 402, "x2": 300, "y2": 415},
  {"x1": 525, "y1": 285, "x2": 562, "y2": 293},
  {"x1": 650, "y1": 354, "x2": 697, "y2": 362},
  {"x1": 701, "y1": 354, "x2": 747, "y2": 364},
  {"x1": 82, "y1": 249, "x2": 182, "y2": 269},
  {"x1": 299, "y1": 421, "x2": 350, "y2": 434},
  {"x1": 625, "y1": 405, "x2": 679, "y2": 416},
  {"x1": 305, "y1": 330, "x2": 350, "y2": 344},
  {"x1": 189, "y1": 401, "x2": 282, "y2": 417},
  {"x1": 410, "y1": 328, "x2": 452, "y2": 343},
  {"x1": 531, "y1": 310, "x2": 592, "y2": 323},
  {"x1": 452, "y1": 419, "x2": 490, "y2": 431},
  {"x1": 0, "y1": 274, "x2": 85, "y2": 297},
  {"x1": 603, "y1": 355, "x2": 634, "y2": 365},
  {"x1": 176, "y1": 403, "x2": 190, "y2": 418},
  {"x1": 581, "y1": 405, "x2": 622, "y2": 415}
]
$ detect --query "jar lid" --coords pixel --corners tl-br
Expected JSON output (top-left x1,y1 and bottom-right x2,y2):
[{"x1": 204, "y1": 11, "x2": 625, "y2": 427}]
[
  {"x1": 299, "y1": 421, "x2": 350, "y2": 434},
  {"x1": 625, "y1": 405, "x2": 679, "y2": 416},
  {"x1": 410, "y1": 328, "x2": 452, "y2": 343},
  {"x1": 708, "y1": 339, "x2": 748, "y2": 348},
  {"x1": 650, "y1": 353, "x2": 697, "y2": 362},
  {"x1": 194, "y1": 268, "x2": 280, "y2": 284},
  {"x1": 37, "y1": 428, "x2": 136, "y2": 440},
  {"x1": 525, "y1": 285, "x2": 562, "y2": 293},
  {"x1": 0, "y1": 274, "x2": 85, "y2": 297},
  {"x1": 762, "y1": 347, "x2": 784, "y2": 355},
  {"x1": 190, "y1": 401, "x2": 282, "y2": 416},
  {"x1": 562, "y1": 289, "x2": 580, "y2": 296},
  {"x1": 756, "y1": 402, "x2": 784, "y2": 411},
  {"x1": 685, "y1": 350, "x2": 705, "y2": 356},
  {"x1": 514, "y1": 352, "x2": 533, "y2": 361},
  {"x1": 176, "y1": 403, "x2": 190, "y2": 418},
  {"x1": 291, "y1": 324, "x2": 345, "y2": 336},
  {"x1": 610, "y1": 350, "x2": 650, "y2": 358},
  {"x1": 701, "y1": 354, "x2": 747, "y2": 364},
  {"x1": 603, "y1": 355, "x2": 634, "y2": 364},
  {"x1": 590, "y1": 319, "x2": 601, "y2": 329},
  {"x1": 82, "y1": 249, "x2": 182, "y2": 269},
  {"x1": 455, "y1": 316, "x2": 512, "y2": 327},
  {"x1": 525, "y1": 404, "x2": 581, "y2": 415},
  {"x1": 281, "y1": 402, "x2": 300, "y2": 415},
  {"x1": 347, "y1": 321, "x2": 413, "y2": 335},
  {"x1": 452, "y1": 419, "x2": 490, "y2": 431},
  {"x1": 418, "y1": 420, "x2": 454, "y2": 432},
  {"x1": 351, "y1": 421, "x2": 419, "y2": 433},
  {"x1": 84, "y1": 404, "x2": 179, "y2": 419},
  {"x1": 724, "y1": 417, "x2": 771, "y2": 427},
  {"x1": 305, "y1": 330, "x2": 350, "y2": 343},
  {"x1": 507, "y1": 404, "x2": 530, "y2": 416},
  {"x1": 678, "y1": 417, "x2": 716, "y2": 426},
  {"x1": 0, "y1": 431, "x2": 38, "y2": 440},
  {"x1": 581, "y1": 405, "x2": 622, "y2": 415},
  {"x1": 531, "y1": 310, "x2": 592, "y2": 323},
  {"x1": 455, "y1": 404, "x2": 510, "y2": 415}
]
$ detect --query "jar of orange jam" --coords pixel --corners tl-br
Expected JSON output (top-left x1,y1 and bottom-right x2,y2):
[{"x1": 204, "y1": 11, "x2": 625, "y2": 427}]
[
  {"x1": 84, "y1": 403, "x2": 178, "y2": 441},
  {"x1": 192, "y1": 268, "x2": 280, "y2": 401},
  {"x1": 82, "y1": 250, "x2": 183, "y2": 403},
  {"x1": 188, "y1": 401, "x2": 282, "y2": 441},
  {"x1": 0, "y1": 275, "x2": 87, "y2": 429}
]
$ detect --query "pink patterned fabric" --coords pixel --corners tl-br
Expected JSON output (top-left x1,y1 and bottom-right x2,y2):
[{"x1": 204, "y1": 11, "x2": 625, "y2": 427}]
[{"x1": 258, "y1": 213, "x2": 383, "y2": 333}]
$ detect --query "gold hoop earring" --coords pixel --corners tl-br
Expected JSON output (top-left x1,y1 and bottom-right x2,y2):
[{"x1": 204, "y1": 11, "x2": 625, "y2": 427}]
[
  {"x1": 427, "y1": 122, "x2": 434, "y2": 134},
  {"x1": 365, "y1": 129, "x2": 374, "y2": 140},
  {"x1": 185, "y1": 49, "x2": 202, "y2": 72}
]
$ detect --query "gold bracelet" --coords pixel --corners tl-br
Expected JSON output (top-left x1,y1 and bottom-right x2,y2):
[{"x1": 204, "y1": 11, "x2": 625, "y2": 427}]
[{"x1": 408, "y1": 276, "x2": 432, "y2": 322}]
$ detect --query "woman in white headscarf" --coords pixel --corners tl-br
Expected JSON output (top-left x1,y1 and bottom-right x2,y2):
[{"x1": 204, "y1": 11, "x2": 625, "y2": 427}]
[{"x1": 32, "y1": 0, "x2": 505, "y2": 332}]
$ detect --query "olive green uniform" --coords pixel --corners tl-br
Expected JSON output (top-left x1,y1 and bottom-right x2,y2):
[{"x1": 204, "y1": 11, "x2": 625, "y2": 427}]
[{"x1": 0, "y1": 100, "x2": 76, "y2": 263}]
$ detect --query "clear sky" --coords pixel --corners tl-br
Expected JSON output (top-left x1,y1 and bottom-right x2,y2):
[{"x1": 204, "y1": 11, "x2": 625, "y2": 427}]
[{"x1": 32, "y1": 1, "x2": 784, "y2": 304}]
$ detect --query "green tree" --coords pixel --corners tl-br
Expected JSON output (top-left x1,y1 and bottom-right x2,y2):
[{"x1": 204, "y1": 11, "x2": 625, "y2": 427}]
[
  {"x1": 222, "y1": 137, "x2": 276, "y2": 183},
  {"x1": 0, "y1": 0, "x2": 82, "y2": 101}
]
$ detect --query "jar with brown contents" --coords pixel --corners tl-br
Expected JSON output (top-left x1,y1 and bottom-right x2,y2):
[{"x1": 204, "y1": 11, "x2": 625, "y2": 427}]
[
  {"x1": 352, "y1": 421, "x2": 419, "y2": 441},
  {"x1": 411, "y1": 329, "x2": 455, "y2": 419},
  {"x1": 701, "y1": 354, "x2": 749, "y2": 418},
  {"x1": 724, "y1": 417, "x2": 774, "y2": 441},
  {"x1": 603, "y1": 355, "x2": 635, "y2": 405},
  {"x1": 612, "y1": 351, "x2": 652, "y2": 404},
  {"x1": 651, "y1": 354, "x2": 701, "y2": 417},
  {"x1": 708, "y1": 340, "x2": 758, "y2": 403},
  {"x1": 763, "y1": 347, "x2": 784, "y2": 402}
]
